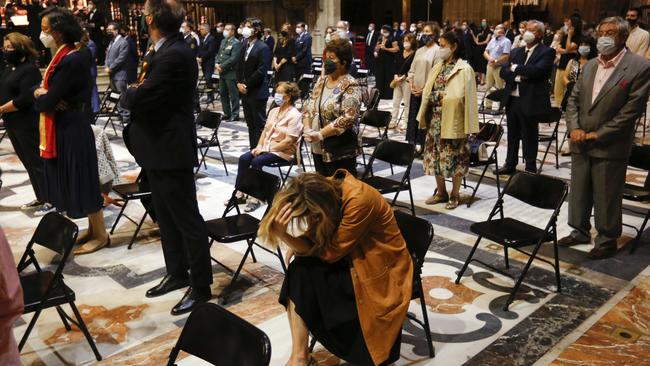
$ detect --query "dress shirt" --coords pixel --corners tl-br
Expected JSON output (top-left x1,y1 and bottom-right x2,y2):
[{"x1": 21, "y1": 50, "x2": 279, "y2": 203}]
[
  {"x1": 486, "y1": 35, "x2": 512, "y2": 60},
  {"x1": 245, "y1": 39, "x2": 256, "y2": 61},
  {"x1": 592, "y1": 48, "x2": 626, "y2": 104},
  {"x1": 510, "y1": 43, "x2": 538, "y2": 97}
]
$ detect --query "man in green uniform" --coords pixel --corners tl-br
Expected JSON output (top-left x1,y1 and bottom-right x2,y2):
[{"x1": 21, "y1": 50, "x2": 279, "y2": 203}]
[{"x1": 216, "y1": 23, "x2": 243, "y2": 122}]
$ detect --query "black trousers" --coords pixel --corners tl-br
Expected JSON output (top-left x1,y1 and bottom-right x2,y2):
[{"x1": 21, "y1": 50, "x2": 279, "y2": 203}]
[
  {"x1": 312, "y1": 154, "x2": 357, "y2": 177},
  {"x1": 202, "y1": 61, "x2": 215, "y2": 90},
  {"x1": 6, "y1": 125, "x2": 46, "y2": 202},
  {"x1": 505, "y1": 97, "x2": 539, "y2": 171},
  {"x1": 145, "y1": 168, "x2": 212, "y2": 288},
  {"x1": 241, "y1": 97, "x2": 267, "y2": 149},
  {"x1": 406, "y1": 95, "x2": 425, "y2": 147}
]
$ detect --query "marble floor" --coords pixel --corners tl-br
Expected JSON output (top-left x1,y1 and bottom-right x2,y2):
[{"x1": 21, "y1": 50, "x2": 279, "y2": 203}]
[{"x1": 2, "y1": 95, "x2": 650, "y2": 366}]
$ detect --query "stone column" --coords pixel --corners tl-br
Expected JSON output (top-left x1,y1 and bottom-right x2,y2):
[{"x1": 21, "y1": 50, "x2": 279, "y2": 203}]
[
  {"x1": 311, "y1": 0, "x2": 341, "y2": 56},
  {"x1": 402, "y1": 0, "x2": 411, "y2": 24}
]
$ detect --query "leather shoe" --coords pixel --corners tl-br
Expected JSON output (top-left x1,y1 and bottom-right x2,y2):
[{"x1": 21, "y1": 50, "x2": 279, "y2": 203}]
[
  {"x1": 146, "y1": 275, "x2": 189, "y2": 298},
  {"x1": 494, "y1": 166, "x2": 516, "y2": 175},
  {"x1": 587, "y1": 246, "x2": 617, "y2": 260},
  {"x1": 558, "y1": 235, "x2": 591, "y2": 247},
  {"x1": 171, "y1": 287, "x2": 211, "y2": 316}
]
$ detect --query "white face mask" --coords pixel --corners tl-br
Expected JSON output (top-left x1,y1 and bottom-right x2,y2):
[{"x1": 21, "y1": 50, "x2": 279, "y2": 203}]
[
  {"x1": 519, "y1": 28, "x2": 525, "y2": 34},
  {"x1": 438, "y1": 47, "x2": 452, "y2": 61},
  {"x1": 400, "y1": 25, "x2": 406, "y2": 31},
  {"x1": 237, "y1": 28, "x2": 243, "y2": 35},
  {"x1": 368, "y1": 26, "x2": 374, "y2": 32},
  {"x1": 223, "y1": 30, "x2": 231, "y2": 38},
  {"x1": 381, "y1": 31, "x2": 390, "y2": 37},
  {"x1": 296, "y1": 27, "x2": 303, "y2": 35},
  {"x1": 273, "y1": 93, "x2": 286, "y2": 106},
  {"x1": 242, "y1": 26, "x2": 253, "y2": 39},
  {"x1": 410, "y1": 25, "x2": 417, "y2": 32},
  {"x1": 523, "y1": 31, "x2": 536, "y2": 44},
  {"x1": 597, "y1": 36, "x2": 618, "y2": 56},
  {"x1": 216, "y1": 27, "x2": 223, "y2": 33},
  {"x1": 40, "y1": 31, "x2": 55, "y2": 48},
  {"x1": 403, "y1": 42, "x2": 411, "y2": 49},
  {"x1": 337, "y1": 27, "x2": 346, "y2": 33}
]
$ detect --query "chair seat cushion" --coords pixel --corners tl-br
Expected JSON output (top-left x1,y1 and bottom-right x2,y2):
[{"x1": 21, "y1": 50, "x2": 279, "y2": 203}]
[
  {"x1": 21, "y1": 271, "x2": 75, "y2": 313},
  {"x1": 206, "y1": 214, "x2": 260, "y2": 243},
  {"x1": 362, "y1": 176, "x2": 405, "y2": 194},
  {"x1": 470, "y1": 218, "x2": 553, "y2": 248},
  {"x1": 624, "y1": 184, "x2": 650, "y2": 202},
  {"x1": 112, "y1": 183, "x2": 151, "y2": 199}
]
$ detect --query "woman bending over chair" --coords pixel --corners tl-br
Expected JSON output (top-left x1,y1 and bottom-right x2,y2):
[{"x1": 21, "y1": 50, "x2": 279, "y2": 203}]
[
  {"x1": 259, "y1": 171, "x2": 413, "y2": 366},
  {"x1": 230, "y1": 81, "x2": 303, "y2": 212}
]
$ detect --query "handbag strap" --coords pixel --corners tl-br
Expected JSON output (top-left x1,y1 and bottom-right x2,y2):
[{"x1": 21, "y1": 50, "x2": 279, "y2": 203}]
[{"x1": 317, "y1": 76, "x2": 354, "y2": 130}]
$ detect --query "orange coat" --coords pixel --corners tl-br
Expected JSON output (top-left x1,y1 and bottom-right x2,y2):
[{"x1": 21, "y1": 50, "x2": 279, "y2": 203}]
[{"x1": 320, "y1": 170, "x2": 413, "y2": 365}]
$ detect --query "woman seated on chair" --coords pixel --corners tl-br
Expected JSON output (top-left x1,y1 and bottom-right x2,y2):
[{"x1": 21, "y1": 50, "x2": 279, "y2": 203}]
[
  {"x1": 259, "y1": 171, "x2": 413, "y2": 366},
  {"x1": 230, "y1": 81, "x2": 303, "y2": 212}
]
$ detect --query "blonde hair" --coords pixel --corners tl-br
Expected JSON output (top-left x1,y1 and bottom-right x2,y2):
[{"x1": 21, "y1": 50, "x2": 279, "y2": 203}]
[
  {"x1": 276, "y1": 81, "x2": 300, "y2": 104},
  {"x1": 4, "y1": 32, "x2": 38, "y2": 61},
  {"x1": 258, "y1": 173, "x2": 343, "y2": 255}
]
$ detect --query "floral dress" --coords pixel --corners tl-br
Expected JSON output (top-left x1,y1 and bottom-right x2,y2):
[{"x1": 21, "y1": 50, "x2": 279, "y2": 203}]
[{"x1": 422, "y1": 61, "x2": 470, "y2": 178}]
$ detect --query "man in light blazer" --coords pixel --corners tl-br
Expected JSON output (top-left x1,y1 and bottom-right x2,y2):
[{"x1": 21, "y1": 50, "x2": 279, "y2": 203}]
[{"x1": 560, "y1": 17, "x2": 650, "y2": 259}]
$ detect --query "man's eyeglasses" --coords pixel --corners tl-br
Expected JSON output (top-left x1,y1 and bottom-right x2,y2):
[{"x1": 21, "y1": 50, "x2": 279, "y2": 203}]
[{"x1": 596, "y1": 30, "x2": 618, "y2": 37}]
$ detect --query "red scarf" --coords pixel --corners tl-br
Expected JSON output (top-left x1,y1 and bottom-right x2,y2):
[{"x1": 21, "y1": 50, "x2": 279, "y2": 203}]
[{"x1": 39, "y1": 45, "x2": 73, "y2": 159}]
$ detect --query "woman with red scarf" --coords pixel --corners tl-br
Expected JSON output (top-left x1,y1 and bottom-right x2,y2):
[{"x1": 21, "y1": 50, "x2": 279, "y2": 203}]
[{"x1": 33, "y1": 8, "x2": 109, "y2": 254}]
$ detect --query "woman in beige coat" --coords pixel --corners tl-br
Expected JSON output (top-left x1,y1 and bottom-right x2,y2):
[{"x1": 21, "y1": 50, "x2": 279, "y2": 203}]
[{"x1": 417, "y1": 31, "x2": 479, "y2": 209}]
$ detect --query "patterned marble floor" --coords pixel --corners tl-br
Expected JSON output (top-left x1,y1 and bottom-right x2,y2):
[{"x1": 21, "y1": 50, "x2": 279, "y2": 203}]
[{"x1": 2, "y1": 96, "x2": 650, "y2": 366}]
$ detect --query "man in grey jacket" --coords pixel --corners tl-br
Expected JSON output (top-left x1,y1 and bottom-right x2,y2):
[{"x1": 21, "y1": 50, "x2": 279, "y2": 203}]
[
  {"x1": 105, "y1": 22, "x2": 130, "y2": 122},
  {"x1": 560, "y1": 17, "x2": 650, "y2": 259}
]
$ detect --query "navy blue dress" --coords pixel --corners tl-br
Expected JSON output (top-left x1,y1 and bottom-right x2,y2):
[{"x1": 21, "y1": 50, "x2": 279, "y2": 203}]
[{"x1": 34, "y1": 50, "x2": 102, "y2": 219}]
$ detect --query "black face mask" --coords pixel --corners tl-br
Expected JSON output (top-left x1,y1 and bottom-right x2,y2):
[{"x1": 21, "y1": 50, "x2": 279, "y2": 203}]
[
  {"x1": 627, "y1": 18, "x2": 638, "y2": 26},
  {"x1": 4, "y1": 50, "x2": 23, "y2": 65},
  {"x1": 280, "y1": 30, "x2": 288, "y2": 37},
  {"x1": 324, "y1": 59, "x2": 337, "y2": 75},
  {"x1": 420, "y1": 34, "x2": 433, "y2": 44}
]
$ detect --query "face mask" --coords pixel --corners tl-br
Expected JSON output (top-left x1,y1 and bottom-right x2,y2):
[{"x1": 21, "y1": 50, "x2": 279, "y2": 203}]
[
  {"x1": 273, "y1": 93, "x2": 286, "y2": 106},
  {"x1": 481, "y1": 22, "x2": 487, "y2": 28},
  {"x1": 337, "y1": 27, "x2": 346, "y2": 33},
  {"x1": 578, "y1": 46, "x2": 591, "y2": 56},
  {"x1": 421, "y1": 34, "x2": 433, "y2": 45},
  {"x1": 368, "y1": 26, "x2": 374, "y2": 32},
  {"x1": 381, "y1": 31, "x2": 390, "y2": 37},
  {"x1": 325, "y1": 34, "x2": 331, "y2": 44},
  {"x1": 627, "y1": 18, "x2": 638, "y2": 26},
  {"x1": 324, "y1": 59, "x2": 337, "y2": 75},
  {"x1": 4, "y1": 50, "x2": 22, "y2": 65},
  {"x1": 296, "y1": 27, "x2": 303, "y2": 35},
  {"x1": 40, "y1": 31, "x2": 55, "y2": 48},
  {"x1": 523, "y1": 31, "x2": 536, "y2": 44},
  {"x1": 403, "y1": 42, "x2": 411, "y2": 49},
  {"x1": 223, "y1": 30, "x2": 231, "y2": 38},
  {"x1": 519, "y1": 28, "x2": 525, "y2": 34},
  {"x1": 562, "y1": 25, "x2": 568, "y2": 33},
  {"x1": 242, "y1": 27, "x2": 253, "y2": 39},
  {"x1": 461, "y1": 25, "x2": 467, "y2": 31},
  {"x1": 438, "y1": 47, "x2": 452, "y2": 61},
  {"x1": 280, "y1": 30, "x2": 288, "y2": 37},
  {"x1": 237, "y1": 28, "x2": 243, "y2": 35},
  {"x1": 597, "y1": 36, "x2": 617, "y2": 56},
  {"x1": 216, "y1": 27, "x2": 223, "y2": 33},
  {"x1": 410, "y1": 26, "x2": 417, "y2": 32},
  {"x1": 400, "y1": 25, "x2": 406, "y2": 31}
]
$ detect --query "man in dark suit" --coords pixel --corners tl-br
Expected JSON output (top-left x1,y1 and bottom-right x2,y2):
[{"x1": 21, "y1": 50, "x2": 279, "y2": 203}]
[
  {"x1": 181, "y1": 20, "x2": 199, "y2": 56},
  {"x1": 237, "y1": 18, "x2": 272, "y2": 149},
  {"x1": 499, "y1": 20, "x2": 555, "y2": 174},
  {"x1": 123, "y1": 0, "x2": 211, "y2": 315},
  {"x1": 86, "y1": 0, "x2": 106, "y2": 65},
  {"x1": 197, "y1": 23, "x2": 218, "y2": 101},
  {"x1": 294, "y1": 22, "x2": 312, "y2": 79},
  {"x1": 364, "y1": 22, "x2": 379, "y2": 74},
  {"x1": 262, "y1": 28, "x2": 275, "y2": 52},
  {"x1": 560, "y1": 17, "x2": 650, "y2": 259}
]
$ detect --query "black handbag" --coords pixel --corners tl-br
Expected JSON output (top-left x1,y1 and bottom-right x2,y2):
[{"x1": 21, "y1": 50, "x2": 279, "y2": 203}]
[{"x1": 318, "y1": 77, "x2": 358, "y2": 157}]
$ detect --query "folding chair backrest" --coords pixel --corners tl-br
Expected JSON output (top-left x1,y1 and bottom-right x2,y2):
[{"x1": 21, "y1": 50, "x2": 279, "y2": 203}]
[
  {"x1": 360, "y1": 109, "x2": 391, "y2": 129},
  {"x1": 485, "y1": 89, "x2": 506, "y2": 102},
  {"x1": 371, "y1": 140, "x2": 416, "y2": 167},
  {"x1": 503, "y1": 172, "x2": 567, "y2": 210},
  {"x1": 365, "y1": 88, "x2": 380, "y2": 110},
  {"x1": 172, "y1": 303, "x2": 271, "y2": 366},
  {"x1": 394, "y1": 210, "x2": 434, "y2": 269},
  {"x1": 30, "y1": 212, "x2": 79, "y2": 256},
  {"x1": 476, "y1": 122, "x2": 503, "y2": 143},
  {"x1": 195, "y1": 111, "x2": 223, "y2": 129},
  {"x1": 628, "y1": 145, "x2": 650, "y2": 188},
  {"x1": 545, "y1": 107, "x2": 562, "y2": 124},
  {"x1": 236, "y1": 169, "x2": 281, "y2": 203}
]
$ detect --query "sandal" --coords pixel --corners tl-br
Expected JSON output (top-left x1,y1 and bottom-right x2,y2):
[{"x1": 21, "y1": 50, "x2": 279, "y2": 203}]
[
  {"x1": 425, "y1": 193, "x2": 449, "y2": 205},
  {"x1": 445, "y1": 195, "x2": 460, "y2": 210}
]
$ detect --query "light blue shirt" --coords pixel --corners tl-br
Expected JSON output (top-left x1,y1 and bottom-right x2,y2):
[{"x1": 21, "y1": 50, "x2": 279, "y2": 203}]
[
  {"x1": 154, "y1": 35, "x2": 171, "y2": 52},
  {"x1": 486, "y1": 36, "x2": 512, "y2": 60}
]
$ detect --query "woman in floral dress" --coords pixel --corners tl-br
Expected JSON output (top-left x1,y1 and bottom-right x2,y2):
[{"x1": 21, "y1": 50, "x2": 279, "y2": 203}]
[{"x1": 417, "y1": 31, "x2": 479, "y2": 209}]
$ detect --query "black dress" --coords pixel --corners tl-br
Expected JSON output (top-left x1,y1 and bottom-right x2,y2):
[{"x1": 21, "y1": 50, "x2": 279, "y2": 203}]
[
  {"x1": 33, "y1": 50, "x2": 103, "y2": 219},
  {"x1": 375, "y1": 35, "x2": 396, "y2": 100},
  {"x1": 274, "y1": 38, "x2": 296, "y2": 83},
  {"x1": 0, "y1": 61, "x2": 45, "y2": 201},
  {"x1": 474, "y1": 29, "x2": 491, "y2": 74},
  {"x1": 279, "y1": 257, "x2": 401, "y2": 366}
]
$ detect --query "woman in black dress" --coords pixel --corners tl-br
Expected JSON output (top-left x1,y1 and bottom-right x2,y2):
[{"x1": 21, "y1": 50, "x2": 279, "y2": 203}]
[
  {"x1": 0, "y1": 33, "x2": 48, "y2": 213},
  {"x1": 472, "y1": 19, "x2": 492, "y2": 85},
  {"x1": 374, "y1": 24, "x2": 399, "y2": 100},
  {"x1": 34, "y1": 8, "x2": 109, "y2": 255},
  {"x1": 274, "y1": 23, "x2": 297, "y2": 83}
]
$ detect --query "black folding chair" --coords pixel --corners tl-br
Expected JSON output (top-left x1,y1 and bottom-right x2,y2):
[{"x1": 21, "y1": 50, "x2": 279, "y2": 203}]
[
  {"x1": 167, "y1": 303, "x2": 271, "y2": 366},
  {"x1": 455, "y1": 172, "x2": 568, "y2": 311},
  {"x1": 99, "y1": 89, "x2": 124, "y2": 135},
  {"x1": 479, "y1": 89, "x2": 506, "y2": 124},
  {"x1": 110, "y1": 171, "x2": 152, "y2": 250},
  {"x1": 359, "y1": 109, "x2": 392, "y2": 168},
  {"x1": 195, "y1": 111, "x2": 229, "y2": 176},
  {"x1": 365, "y1": 87, "x2": 380, "y2": 111},
  {"x1": 537, "y1": 108, "x2": 563, "y2": 173},
  {"x1": 465, "y1": 121, "x2": 504, "y2": 207},
  {"x1": 205, "y1": 169, "x2": 285, "y2": 285},
  {"x1": 0, "y1": 118, "x2": 6, "y2": 144},
  {"x1": 394, "y1": 210, "x2": 436, "y2": 358},
  {"x1": 297, "y1": 73, "x2": 315, "y2": 101},
  {"x1": 362, "y1": 140, "x2": 416, "y2": 215},
  {"x1": 623, "y1": 144, "x2": 650, "y2": 254},
  {"x1": 267, "y1": 137, "x2": 307, "y2": 186},
  {"x1": 16, "y1": 212, "x2": 102, "y2": 361}
]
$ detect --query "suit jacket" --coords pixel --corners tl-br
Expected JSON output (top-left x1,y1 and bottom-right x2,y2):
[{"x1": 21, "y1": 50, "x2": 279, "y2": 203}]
[
  {"x1": 365, "y1": 30, "x2": 379, "y2": 54},
  {"x1": 295, "y1": 32, "x2": 312, "y2": 71},
  {"x1": 184, "y1": 34, "x2": 199, "y2": 56},
  {"x1": 566, "y1": 51, "x2": 650, "y2": 159},
  {"x1": 500, "y1": 43, "x2": 556, "y2": 121},
  {"x1": 105, "y1": 35, "x2": 129, "y2": 81},
  {"x1": 217, "y1": 36, "x2": 243, "y2": 80},
  {"x1": 123, "y1": 33, "x2": 199, "y2": 170},
  {"x1": 236, "y1": 39, "x2": 272, "y2": 100},
  {"x1": 198, "y1": 33, "x2": 218, "y2": 67},
  {"x1": 125, "y1": 35, "x2": 139, "y2": 83},
  {"x1": 264, "y1": 35, "x2": 275, "y2": 52}
]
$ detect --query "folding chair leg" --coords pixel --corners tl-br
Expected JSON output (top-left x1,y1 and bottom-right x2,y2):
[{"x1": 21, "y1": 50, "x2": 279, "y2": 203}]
[
  {"x1": 408, "y1": 185, "x2": 416, "y2": 216},
  {"x1": 277, "y1": 247, "x2": 287, "y2": 273},
  {"x1": 216, "y1": 140, "x2": 229, "y2": 176},
  {"x1": 231, "y1": 242, "x2": 253, "y2": 285},
  {"x1": 553, "y1": 235, "x2": 561, "y2": 292},
  {"x1": 554, "y1": 133, "x2": 560, "y2": 169},
  {"x1": 503, "y1": 240, "x2": 547, "y2": 311},
  {"x1": 455, "y1": 236, "x2": 483, "y2": 284},
  {"x1": 69, "y1": 300, "x2": 102, "y2": 361},
  {"x1": 629, "y1": 211, "x2": 650, "y2": 254},
  {"x1": 56, "y1": 306, "x2": 72, "y2": 331},
  {"x1": 110, "y1": 199, "x2": 129, "y2": 234},
  {"x1": 504, "y1": 247, "x2": 510, "y2": 269},
  {"x1": 195, "y1": 147, "x2": 208, "y2": 175},
  {"x1": 309, "y1": 336, "x2": 317, "y2": 352},
  {"x1": 128, "y1": 209, "x2": 149, "y2": 250},
  {"x1": 468, "y1": 163, "x2": 490, "y2": 208},
  {"x1": 418, "y1": 285, "x2": 435, "y2": 358},
  {"x1": 18, "y1": 309, "x2": 42, "y2": 351},
  {"x1": 250, "y1": 245, "x2": 258, "y2": 263}
]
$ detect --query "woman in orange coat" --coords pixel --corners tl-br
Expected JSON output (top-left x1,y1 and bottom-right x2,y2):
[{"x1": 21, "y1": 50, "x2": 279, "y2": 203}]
[{"x1": 259, "y1": 170, "x2": 413, "y2": 366}]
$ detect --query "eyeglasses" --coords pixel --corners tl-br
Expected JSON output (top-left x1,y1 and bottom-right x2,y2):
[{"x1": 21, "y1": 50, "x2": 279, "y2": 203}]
[{"x1": 596, "y1": 30, "x2": 618, "y2": 37}]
